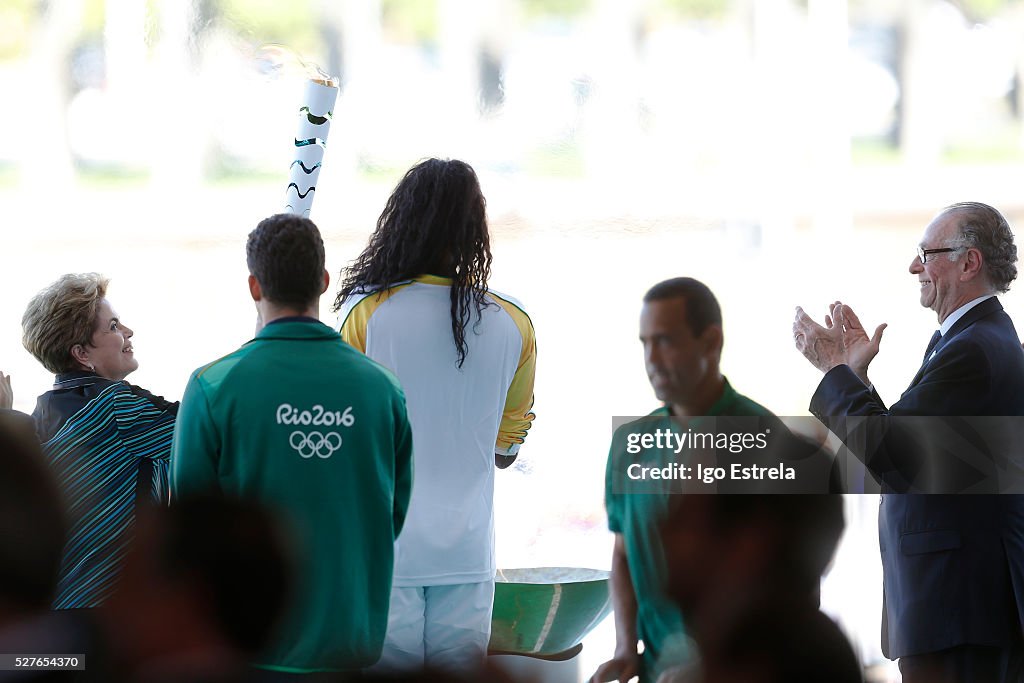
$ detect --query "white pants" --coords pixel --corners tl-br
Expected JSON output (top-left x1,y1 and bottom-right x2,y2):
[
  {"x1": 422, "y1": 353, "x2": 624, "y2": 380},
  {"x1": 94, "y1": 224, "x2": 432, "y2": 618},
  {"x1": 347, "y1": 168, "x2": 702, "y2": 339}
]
[{"x1": 370, "y1": 581, "x2": 494, "y2": 674}]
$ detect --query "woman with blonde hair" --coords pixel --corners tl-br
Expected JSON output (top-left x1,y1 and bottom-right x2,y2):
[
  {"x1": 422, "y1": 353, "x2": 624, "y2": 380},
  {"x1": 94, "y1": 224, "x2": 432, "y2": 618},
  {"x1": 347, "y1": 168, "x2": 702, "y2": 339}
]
[{"x1": 22, "y1": 273, "x2": 177, "y2": 610}]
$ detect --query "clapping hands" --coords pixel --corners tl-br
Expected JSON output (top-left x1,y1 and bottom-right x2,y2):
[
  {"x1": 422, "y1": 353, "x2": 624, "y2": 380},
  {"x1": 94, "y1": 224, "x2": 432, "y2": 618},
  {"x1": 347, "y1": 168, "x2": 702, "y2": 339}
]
[{"x1": 793, "y1": 302, "x2": 886, "y2": 383}]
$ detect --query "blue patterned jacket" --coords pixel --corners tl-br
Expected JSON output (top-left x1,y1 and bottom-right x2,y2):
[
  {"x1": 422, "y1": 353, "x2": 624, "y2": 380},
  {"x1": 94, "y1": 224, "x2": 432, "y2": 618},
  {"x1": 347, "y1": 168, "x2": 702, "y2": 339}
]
[{"x1": 33, "y1": 371, "x2": 178, "y2": 609}]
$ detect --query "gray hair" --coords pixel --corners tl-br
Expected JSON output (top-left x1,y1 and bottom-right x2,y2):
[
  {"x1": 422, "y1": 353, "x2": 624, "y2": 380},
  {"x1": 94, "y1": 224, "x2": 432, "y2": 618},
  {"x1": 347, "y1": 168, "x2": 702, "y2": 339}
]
[{"x1": 944, "y1": 202, "x2": 1017, "y2": 293}]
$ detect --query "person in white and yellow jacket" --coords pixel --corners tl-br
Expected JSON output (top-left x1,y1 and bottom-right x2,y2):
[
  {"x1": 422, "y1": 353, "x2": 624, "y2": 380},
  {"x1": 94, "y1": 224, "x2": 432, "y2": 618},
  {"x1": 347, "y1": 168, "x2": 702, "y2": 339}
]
[{"x1": 335, "y1": 158, "x2": 536, "y2": 674}]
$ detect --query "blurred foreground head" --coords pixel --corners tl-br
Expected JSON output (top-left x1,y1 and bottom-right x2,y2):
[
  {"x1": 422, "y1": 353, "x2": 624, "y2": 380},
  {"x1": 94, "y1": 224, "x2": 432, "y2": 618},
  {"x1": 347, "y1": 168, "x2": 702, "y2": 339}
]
[
  {"x1": 105, "y1": 494, "x2": 292, "y2": 671},
  {"x1": 662, "y1": 494, "x2": 844, "y2": 615},
  {"x1": 661, "y1": 495, "x2": 857, "y2": 683},
  {"x1": 0, "y1": 411, "x2": 66, "y2": 619}
]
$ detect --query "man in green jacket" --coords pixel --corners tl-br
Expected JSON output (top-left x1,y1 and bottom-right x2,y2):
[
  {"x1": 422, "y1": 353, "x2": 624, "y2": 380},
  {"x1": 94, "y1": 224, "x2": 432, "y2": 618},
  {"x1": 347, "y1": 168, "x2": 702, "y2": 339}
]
[
  {"x1": 592, "y1": 277, "x2": 776, "y2": 683},
  {"x1": 172, "y1": 214, "x2": 414, "y2": 675}
]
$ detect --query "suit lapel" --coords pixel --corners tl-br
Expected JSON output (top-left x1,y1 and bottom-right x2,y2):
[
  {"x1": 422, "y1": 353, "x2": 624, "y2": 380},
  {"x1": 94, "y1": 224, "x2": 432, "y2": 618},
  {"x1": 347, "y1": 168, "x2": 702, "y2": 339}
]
[
  {"x1": 906, "y1": 297, "x2": 1003, "y2": 390},
  {"x1": 935, "y1": 297, "x2": 1002, "y2": 354}
]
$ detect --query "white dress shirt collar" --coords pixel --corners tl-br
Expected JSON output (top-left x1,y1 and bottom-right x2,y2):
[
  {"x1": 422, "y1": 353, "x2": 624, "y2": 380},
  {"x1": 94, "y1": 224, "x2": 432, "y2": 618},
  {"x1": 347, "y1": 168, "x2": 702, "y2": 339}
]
[{"x1": 939, "y1": 294, "x2": 994, "y2": 336}]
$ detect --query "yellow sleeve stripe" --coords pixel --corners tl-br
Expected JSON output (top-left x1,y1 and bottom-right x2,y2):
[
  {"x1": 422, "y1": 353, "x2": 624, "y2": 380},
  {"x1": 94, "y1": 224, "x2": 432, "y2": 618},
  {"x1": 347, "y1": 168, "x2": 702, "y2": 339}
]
[
  {"x1": 488, "y1": 291, "x2": 537, "y2": 454},
  {"x1": 338, "y1": 282, "x2": 414, "y2": 353}
]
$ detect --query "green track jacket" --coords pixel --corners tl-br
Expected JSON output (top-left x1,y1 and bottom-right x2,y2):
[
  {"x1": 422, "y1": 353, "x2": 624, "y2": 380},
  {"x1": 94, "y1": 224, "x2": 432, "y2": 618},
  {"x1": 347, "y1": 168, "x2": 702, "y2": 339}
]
[{"x1": 171, "y1": 319, "x2": 413, "y2": 672}]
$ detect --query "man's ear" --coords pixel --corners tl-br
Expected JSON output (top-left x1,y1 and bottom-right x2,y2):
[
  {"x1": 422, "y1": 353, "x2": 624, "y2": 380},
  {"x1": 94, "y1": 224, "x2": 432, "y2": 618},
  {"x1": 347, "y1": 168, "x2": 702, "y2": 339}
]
[
  {"x1": 248, "y1": 274, "x2": 262, "y2": 302},
  {"x1": 961, "y1": 248, "x2": 984, "y2": 282},
  {"x1": 321, "y1": 269, "x2": 330, "y2": 295},
  {"x1": 702, "y1": 324, "x2": 724, "y2": 357}
]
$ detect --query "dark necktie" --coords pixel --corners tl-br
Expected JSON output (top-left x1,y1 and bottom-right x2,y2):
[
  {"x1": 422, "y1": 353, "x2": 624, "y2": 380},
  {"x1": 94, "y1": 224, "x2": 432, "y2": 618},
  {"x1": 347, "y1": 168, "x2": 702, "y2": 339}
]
[{"x1": 923, "y1": 330, "x2": 941, "y2": 363}]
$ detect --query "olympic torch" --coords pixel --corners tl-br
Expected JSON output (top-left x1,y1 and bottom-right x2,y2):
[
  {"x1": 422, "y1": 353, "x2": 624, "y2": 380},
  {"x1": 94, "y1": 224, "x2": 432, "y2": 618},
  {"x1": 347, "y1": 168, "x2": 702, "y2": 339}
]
[{"x1": 284, "y1": 75, "x2": 339, "y2": 217}]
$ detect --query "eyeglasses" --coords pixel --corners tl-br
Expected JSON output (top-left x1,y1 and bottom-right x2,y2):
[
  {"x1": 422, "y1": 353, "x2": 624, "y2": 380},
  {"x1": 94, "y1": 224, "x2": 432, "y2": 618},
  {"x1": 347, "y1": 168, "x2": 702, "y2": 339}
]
[{"x1": 917, "y1": 246, "x2": 962, "y2": 264}]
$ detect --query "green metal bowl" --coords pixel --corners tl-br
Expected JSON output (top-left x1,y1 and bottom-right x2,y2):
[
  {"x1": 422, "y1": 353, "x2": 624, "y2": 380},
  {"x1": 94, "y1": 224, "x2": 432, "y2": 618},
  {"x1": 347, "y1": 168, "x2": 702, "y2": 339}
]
[{"x1": 489, "y1": 567, "x2": 612, "y2": 659}]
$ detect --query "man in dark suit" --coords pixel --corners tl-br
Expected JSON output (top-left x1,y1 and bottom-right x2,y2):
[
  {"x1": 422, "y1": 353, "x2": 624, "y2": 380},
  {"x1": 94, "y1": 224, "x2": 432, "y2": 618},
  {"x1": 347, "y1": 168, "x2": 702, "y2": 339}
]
[{"x1": 793, "y1": 201, "x2": 1024, "y2": 682}]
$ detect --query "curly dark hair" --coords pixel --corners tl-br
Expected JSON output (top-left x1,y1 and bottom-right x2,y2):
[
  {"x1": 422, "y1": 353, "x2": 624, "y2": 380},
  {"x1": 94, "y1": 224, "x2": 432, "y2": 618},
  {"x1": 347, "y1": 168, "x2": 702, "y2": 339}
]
[
  {"x1": 247, "y1": 214, "x2": 326, "y2": 310},
  {"x1": 333, "y1": 158, "x2": 493, "y2": 367},
  {"x1": 944, "y1": 201, "x2": 1018, "y2": 293}
]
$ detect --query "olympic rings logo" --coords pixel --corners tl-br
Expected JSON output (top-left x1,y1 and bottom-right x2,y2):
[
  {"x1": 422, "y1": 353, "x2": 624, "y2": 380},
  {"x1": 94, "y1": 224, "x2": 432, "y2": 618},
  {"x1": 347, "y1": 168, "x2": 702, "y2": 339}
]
[{"x1": 289, "y1": 430, "x2": 343, "y2": 459}]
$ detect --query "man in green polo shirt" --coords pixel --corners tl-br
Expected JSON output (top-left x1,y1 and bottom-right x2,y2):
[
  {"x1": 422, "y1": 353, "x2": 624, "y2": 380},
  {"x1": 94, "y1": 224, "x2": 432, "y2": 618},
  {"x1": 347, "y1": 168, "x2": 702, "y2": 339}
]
[
  {"x1": 171, "y1": 214, "x2": 413, "y2": 675},
  {"x1": 590, "y1": 277, "x2": 774, "y2": 683}
]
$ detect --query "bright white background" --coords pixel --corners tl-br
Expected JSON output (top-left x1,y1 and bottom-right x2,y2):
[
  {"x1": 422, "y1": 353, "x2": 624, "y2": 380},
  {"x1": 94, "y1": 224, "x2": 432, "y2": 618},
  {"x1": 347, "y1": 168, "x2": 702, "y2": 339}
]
[{"x1": 4, "y1": 1, "x2": 1024, "y2": 680}]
